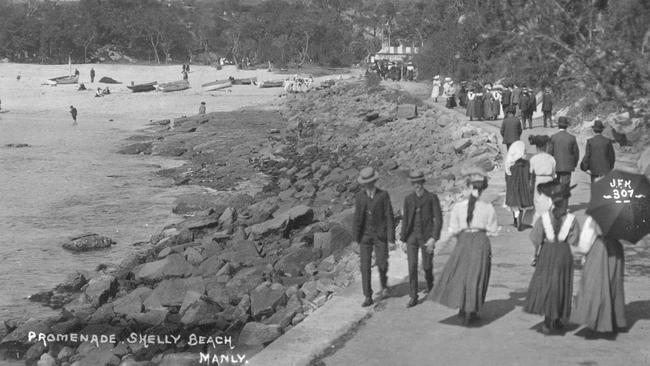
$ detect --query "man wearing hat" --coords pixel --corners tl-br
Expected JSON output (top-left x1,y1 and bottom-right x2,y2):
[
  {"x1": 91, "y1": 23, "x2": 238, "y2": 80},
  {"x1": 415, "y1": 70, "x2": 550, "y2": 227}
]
[
  {"x1": 199, "y1": 101, "x2": 206, "y2": 115},
  {"x1": 400, "y1": 170, "x2": 443, "y2": 308},
  {"x1": 500, "y1": 108, "x2": 522, "y2": 151},
  {"x1": 352, "y1": 167, "x2": 395, "y2": 307},
  {"x1": 580, "y1": 120, "x2": 615, "y2": 182},
  {"x1": 548, "y1": 116, "x2": 580, "y2": 209}
]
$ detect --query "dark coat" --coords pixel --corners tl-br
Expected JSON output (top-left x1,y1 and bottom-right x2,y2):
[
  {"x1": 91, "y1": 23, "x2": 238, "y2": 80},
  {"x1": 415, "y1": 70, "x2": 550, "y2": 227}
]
[
  {"x1": 400, "y1": 190, "x2": 443, "y2": 242},
  {"x1": 581, "y1": 134, "x2": 615, "y2": 176},
  {"x1": 542, "y1": 92, "x2": 552, "y2": 112},
  {"x1": 549, "y1": 130, "x2": 580, "y2": 173},
  {"x1": 353, "y1": 188, "x2": 395, "y2": 243},
  {"x1": 501, "y1": 89, "x2": 512, "y2": 107},
  {"x1": 505, "y1": 159, "x2": 534, "y2": 208},
  {"x1": 501, "y1": 115, "x2": 522, "y2": 145}
]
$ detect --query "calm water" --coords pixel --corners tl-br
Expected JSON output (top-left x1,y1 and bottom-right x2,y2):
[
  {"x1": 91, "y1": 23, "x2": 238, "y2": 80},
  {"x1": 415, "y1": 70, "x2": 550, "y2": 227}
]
[{"x1": 0, "y1": 109, "x2": 196, "y2": 321}]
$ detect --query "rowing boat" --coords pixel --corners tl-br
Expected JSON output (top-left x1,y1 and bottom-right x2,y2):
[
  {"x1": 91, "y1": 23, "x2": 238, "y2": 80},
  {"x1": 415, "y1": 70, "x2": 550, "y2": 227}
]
[
  {"x1": 201, "y1": 79, "x2": 231, "y2": 91},
  {"x1": 127, "y1": 82, "x2": 157, "y2": 93},
  {"x1": 157, "y1": 80, "x2": 190, "y2": 92}
]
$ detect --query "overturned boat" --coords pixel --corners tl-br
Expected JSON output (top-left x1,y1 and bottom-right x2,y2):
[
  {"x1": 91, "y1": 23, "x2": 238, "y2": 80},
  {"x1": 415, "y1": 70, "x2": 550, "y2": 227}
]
[
  {"x1": 157, "y1": 80, "x2": 190, "y2": 92},
  {"x1": 127, "y1": 81, "x2": 157, "y2": 93},
  {"x1": 202, "y1": 79, "x2": 232, "y2": 91}
]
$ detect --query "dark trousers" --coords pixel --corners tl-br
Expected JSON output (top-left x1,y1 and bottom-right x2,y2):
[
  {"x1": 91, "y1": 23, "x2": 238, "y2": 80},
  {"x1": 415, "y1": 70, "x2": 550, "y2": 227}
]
[
  {"x1": 407, "y1": 234, "x2": 434, "y2": 299},
  {"x1": 360, "y1": 235, "x2": 388, "y2": 298},
  {"x1": 522, "y1": 112, "x2": 533, "y2": 129},
  {"x1": 505, "y1": 143, "x2": 512, "y2": 151},
  {"x1": 556, "y1": 172, "x2": 572, "y2": 210},
  {"x1": 543, "y1": 111, "x2": 553, "y2": 127}
]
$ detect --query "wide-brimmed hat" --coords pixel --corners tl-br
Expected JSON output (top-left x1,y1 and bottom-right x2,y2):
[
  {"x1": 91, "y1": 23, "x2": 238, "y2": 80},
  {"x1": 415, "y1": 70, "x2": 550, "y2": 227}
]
[
  {"x1": 537, "y1": 180, "x2": 576, "y2": 200},
  {"x1": 433, "y1": 75, "x2": 440, "y2": 80},
  {"x1": 460, "y1": 166, "x2": 488, "y2": 183},
  {"x1": 444, "y1": 77, "x2": 452, "y2": 82},
  {"x1": 557, "y1": 116, "x2": 570, "y2": 128},
  {"x1": 357, "y1": 167, "x2": 379, "y2": 184},
  {"x1": 408, "y1": 170, "x2": 426, "y2": 183},
  {"x1": 592, "y1": 120, "x2": 605, "y2": 132}
]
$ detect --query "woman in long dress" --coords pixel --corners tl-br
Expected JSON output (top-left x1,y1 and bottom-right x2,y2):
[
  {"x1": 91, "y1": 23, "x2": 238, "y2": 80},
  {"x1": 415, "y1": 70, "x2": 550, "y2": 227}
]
[
  {"x1": 431, "y1": 75, "x2": 441, "y2": 102},
  {"x1": 504, "y1": 141, "x2": 534, "y2": 231},
  {"x1": 528, "y1": 135, "x2": 556, "y2": 225},
  {"x1": 571, "y1": 215, "x2": 627, "y2": 333},
  {"x1": 473, "y1": 87, "x2": 484, "y2": 120},
  {"x1": 492, "y1": 88, "x2": 502, "y2": 119},
  {"x1": 524, "y1": 181, "x2": 580, "y2": 334},
  {"x1": 466, "y1": 89, "x2": 476, "y2": 120},
  {"x1": 428, "y1": 167, "x2": 498, "y2": 325},
  {"x1": 483, "y1": 86, "x2": 494, "y2": 119}
]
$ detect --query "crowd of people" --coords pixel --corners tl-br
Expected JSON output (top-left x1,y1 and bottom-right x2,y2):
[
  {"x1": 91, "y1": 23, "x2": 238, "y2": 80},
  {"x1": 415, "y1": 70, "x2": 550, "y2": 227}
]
[
  {"x1": 367, "y1": 60, "x2": 418, "y2": 82},
  {"x1": 432, "y1": 77, "x2": 555, "y2": 130},
  {"x1": 351, "y1": 106, "x2": 627, "y2": 335}
]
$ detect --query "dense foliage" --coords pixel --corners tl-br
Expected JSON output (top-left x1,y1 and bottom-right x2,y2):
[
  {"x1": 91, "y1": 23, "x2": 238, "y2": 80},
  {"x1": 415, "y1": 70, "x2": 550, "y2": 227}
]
[{"x1": 0, "y1": 0, "x2": 648, "y2": 108}]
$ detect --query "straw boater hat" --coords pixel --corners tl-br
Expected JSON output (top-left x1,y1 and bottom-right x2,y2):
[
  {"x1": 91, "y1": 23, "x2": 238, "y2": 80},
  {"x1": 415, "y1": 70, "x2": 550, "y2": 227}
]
[
  {"x1": 408, "y1": 170, "x2": 426, "y2": 183},
  {"x1": 460, "y1": 166, "x2": 488, "y2": 183},
  {"x1": 444, "y1": 77, "x2": 452, "y2": 82},
  {"x1": 357, "y1": 167, "x2": 379, "y2": 184},
  {"x1": 434, "y1": 75, "x2": 440, "y2": 80},
  {"x1": 592, "y1": 120, "x2": 605, "y2": 132}
]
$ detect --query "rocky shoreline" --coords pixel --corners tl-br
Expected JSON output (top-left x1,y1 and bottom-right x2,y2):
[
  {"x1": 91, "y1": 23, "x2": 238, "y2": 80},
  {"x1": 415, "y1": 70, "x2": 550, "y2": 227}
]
[{"x1": 0, "y1": 78, "x2": 503, "y2": 366}]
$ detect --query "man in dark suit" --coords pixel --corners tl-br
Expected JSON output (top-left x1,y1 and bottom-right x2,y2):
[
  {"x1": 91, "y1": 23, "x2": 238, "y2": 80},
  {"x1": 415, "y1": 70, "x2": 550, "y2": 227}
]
[
  {"x1": 580, "y1": 120, "x2": 615, "y2": 182},
  {"x1": 548, "y1": 116, "x2": 580, "y2": 208},
  {"x1": 400, "y1": 170, "x2": 442, "y2": 308},
  {"x1": 352, "y1": 167, "x2": 395, "y2": 307},
  {"x1": 500, "y1": 109, "x2": 522, "y2": 150}
]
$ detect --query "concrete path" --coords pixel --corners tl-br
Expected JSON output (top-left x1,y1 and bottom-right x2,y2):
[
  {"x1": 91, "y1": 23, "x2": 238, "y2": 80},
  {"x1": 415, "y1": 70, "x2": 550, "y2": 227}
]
[{"x1": 316, "y1": 99, "x2": 650, "y2": 366}]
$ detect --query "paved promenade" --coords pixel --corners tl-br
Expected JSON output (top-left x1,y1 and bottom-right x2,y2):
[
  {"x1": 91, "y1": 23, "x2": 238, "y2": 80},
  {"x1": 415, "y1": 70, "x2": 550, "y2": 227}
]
[{"x1": 316, "y1": 102, "x2": 650, "y2": 366}]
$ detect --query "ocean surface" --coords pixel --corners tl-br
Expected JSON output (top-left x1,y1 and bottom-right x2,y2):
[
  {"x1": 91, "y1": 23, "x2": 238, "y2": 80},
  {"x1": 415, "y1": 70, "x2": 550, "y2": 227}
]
[{"x1": 0, "y1": 108, "x2": 199, "y2": 321}]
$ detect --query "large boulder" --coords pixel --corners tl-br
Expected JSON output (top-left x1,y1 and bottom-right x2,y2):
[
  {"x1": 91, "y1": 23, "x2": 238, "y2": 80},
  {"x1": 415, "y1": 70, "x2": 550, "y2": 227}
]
[
  {"x1": 238, "y1": 322, "x2": 282, "y2": 346},
  {"x1": 195, "y1": 255, "x2": 225, "y2": 277},
  {"x1": 134, "y1": 253, "x2": 194, "y2": 282},
  {"x1": 313, "y1": 224, "x2": 352, "y2": 258},
  {"x1": 250, "y1": 284, "x2": 287, "y2": 318},
  {"x1": 274, "y1": 247, "x2": 316, "y2": 277},
  {"x1": 247, "y1": 205, "x2": 314, "y2": 238},
  {"x1": 61, "y1": 233, "x2": 115, "y2": 252},
  {"x1": 112, "y1": 287, "x2": 152, "y2": 317},
  {"x1": 144, "y1": 277, "x2": 204, "y2": 307},
  {"x1": 82, "y1": 275, "x2": 118, "y2": 307},
  {"x1": 396, "y1": 104, "x2": 418, "y2": 120}
]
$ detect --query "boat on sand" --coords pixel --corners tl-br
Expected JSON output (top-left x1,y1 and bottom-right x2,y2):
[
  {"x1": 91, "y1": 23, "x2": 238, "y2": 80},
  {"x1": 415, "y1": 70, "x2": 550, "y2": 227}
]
[
  {"x1": 127, "y1": 82, "x2": 157, "y2": 93},
  {"x1": 157, "y1": 80, "x2": 190, "y2": 92}
]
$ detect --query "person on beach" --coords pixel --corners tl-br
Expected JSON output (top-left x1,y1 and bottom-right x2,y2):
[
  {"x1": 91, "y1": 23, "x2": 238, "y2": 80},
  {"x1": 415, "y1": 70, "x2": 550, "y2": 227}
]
[
  {"x1": 16, "y1": 72, "x2": 21, "y2": 81},
  {"x1": 524, "y1": 180, "x2": 580, "y2": 334},
  {"x1": 182, "y1": 70, "x2": 188, "y2": 81},
  {"x1": 74, "y1": 68, "x2": 80, "y2": 77},
  {"x1": 352, "y1": 167, "x2": 395, "y2": 307},
  {"x1": 548, "y1": 116, "x2": 580, "y2": 210},
  {"x1": 90, "y1": 68, "x2": 95, "y2": 83},
  {"x1": 571, "y1": 214, "x2": 627, "y2": 334},
  {"x1": 580, "y1": 120, "x2": 615, "y2": 183},
  {"x1": 401, "y1": 170, "x2": 443, "y2": 308},
  {"x1": 500, "y1": 109, "x2": 522, "y2": 151},
  {"x1": 528, "y1": 135, "x2": 556, "y2": 227},
  {"x1": 69, "y1": 105, "x2": 77, "y2": 125},
  {"x1": 428, "y1": 167, "x2": 498, "y2": 325},
  {"x1": 505, "y1": 141, "x2": 534, "y2": 231},
  {"x1": 199, "y1": 101, "x2": 206, "y2": 115}
]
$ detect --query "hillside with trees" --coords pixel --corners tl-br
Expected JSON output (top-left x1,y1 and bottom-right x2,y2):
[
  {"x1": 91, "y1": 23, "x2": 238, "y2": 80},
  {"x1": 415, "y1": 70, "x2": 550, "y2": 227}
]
[{"x1": 1, "y1": 0, "x2": 648, "y2": 119}]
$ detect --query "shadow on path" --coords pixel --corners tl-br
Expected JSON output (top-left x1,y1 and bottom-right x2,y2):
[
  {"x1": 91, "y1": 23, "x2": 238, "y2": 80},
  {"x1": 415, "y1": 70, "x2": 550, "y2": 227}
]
[{"x1": 437, "y1": 290, "x2": 528, "y2": 328}]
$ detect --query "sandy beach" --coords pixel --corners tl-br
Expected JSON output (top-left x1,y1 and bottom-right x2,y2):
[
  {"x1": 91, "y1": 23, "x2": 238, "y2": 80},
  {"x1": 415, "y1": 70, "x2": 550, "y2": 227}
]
[{"x1": 0, "y1": 62, "x2": 299, "y2": 321}]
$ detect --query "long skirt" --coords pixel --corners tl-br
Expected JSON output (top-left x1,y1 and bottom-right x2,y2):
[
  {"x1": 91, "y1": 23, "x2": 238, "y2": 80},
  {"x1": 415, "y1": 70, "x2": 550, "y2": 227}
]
[
  {"x1": 429, "y1": 231, "x2": 491, "y2": 313},
  {"x1": 571, "y1": 238, "x2": 626, "y2": 332},
  {"x1": 431, "y1": 85, "x2": 440, "y2": 99},
  {"x1": 492, "y1": 99, "x2": 501, "y2": 119},
  {"x1": 473, "y1": 96, "x2": 484, "y2": 120},
  {"x1": 505, "y1": 163, "x2": 533, "y2": 209},
  {"x1": 484, "y1": 97, "x2": 494, "y2": 119},
  {"x1": 466, "y1": 99, "x2": 476, "y2": 118},
  {"x1": 524, "y1": 240, "x2": 574, "y2": 320}
]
